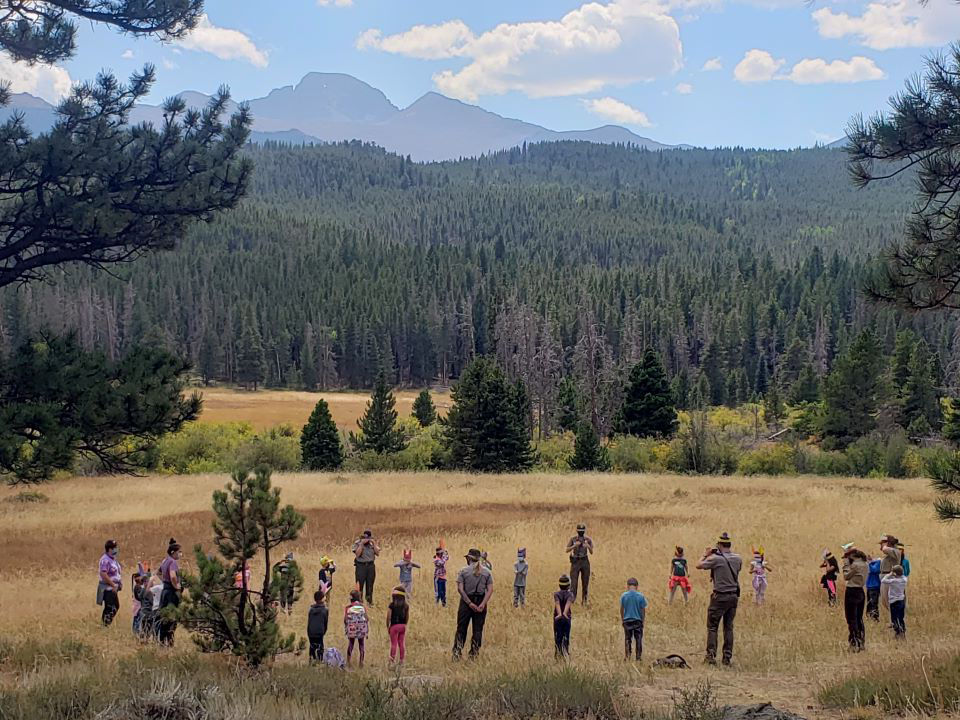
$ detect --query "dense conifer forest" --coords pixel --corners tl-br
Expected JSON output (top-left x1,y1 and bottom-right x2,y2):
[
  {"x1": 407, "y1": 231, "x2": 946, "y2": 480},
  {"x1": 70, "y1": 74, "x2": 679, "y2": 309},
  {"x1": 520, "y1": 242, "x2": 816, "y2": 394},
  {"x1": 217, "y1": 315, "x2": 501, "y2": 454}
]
[{"x1": 2, "y1": 140, "x2": 954, "y2": 434}]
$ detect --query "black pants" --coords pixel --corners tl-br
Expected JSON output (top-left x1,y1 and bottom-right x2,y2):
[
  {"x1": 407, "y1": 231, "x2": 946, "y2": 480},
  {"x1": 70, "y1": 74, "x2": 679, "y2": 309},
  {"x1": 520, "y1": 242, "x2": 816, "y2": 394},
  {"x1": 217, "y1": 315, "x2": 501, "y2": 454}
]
[
  {"x1": 309, "y1": 634, "x2": 325, "y2": 661},
  {"x1": 101, "y1": 589, "x2": 120, "y2": 626},
  {"x1": 866, "y1": 587, "x2": 880, "y2": 621},
  {"x1": 453, "y1": 596, "x2": 487, "y2": 659},
  {"x1": 890, "y1": 600, "x2": 906, "y2": 636},
  {"x1": 435, "y1": 578, "x2": 447, "y2": 606},
  {"x1": 706, "y1": 591, "x2": 738, "y2": 664},
  {"x1": 554, "y1": 616, "x2": 571, "y2": 658},
  {"x1": 355, "y1": 562, "x2": 376, "y2": 605},
  {"x1": 157, "y1": 582, "x2": 180, "y2": 646},
  {"x1": 570, "y1": 557, "x2": 591, "y2": 603},
  {"x1": 844, "y1": 587, "x2": 866, "y2": 650},
  {"x1": 623, "y1": 619, "x2": 644, "y2": 660}
]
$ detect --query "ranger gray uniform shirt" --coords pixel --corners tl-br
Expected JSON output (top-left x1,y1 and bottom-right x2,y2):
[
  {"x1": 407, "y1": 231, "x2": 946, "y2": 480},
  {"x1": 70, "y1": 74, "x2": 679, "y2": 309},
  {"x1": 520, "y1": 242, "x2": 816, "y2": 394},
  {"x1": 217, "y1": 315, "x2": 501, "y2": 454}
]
[
  {"x1": 700, "y1": 551, "x2": 742, "y2": 594},
  {"x1": 568, "y1": 536, "x2": 593, "y2": 559},
  {"x1": 353, "y1": 539, "x2": 377, "y2": 563},
  {"x1": 457, "y1": 563, "x2": 493, "y2": 597}
]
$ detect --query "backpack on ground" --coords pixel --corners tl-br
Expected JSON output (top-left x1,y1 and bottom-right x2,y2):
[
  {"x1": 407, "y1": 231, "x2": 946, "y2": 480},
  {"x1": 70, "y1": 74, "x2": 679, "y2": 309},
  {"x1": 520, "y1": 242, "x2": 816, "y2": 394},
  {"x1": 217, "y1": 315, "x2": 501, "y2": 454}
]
[
  {"x1": 323, "y1": 647, "x2": 345, "y2": 669},
  {"x1": 653, "y1": 654, "x2": 690, "y2": 669}
]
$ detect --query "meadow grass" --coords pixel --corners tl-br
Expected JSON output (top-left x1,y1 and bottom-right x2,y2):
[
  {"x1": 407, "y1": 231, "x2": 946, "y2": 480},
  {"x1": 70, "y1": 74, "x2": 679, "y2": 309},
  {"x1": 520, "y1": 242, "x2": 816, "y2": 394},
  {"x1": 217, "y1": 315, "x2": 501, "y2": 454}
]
[
  {"x1": 0, "y1": 471, "x2": 957, "y2": 718},
  {"x1": 196, "y1": 388, "x2": 451, "y2": 430}
]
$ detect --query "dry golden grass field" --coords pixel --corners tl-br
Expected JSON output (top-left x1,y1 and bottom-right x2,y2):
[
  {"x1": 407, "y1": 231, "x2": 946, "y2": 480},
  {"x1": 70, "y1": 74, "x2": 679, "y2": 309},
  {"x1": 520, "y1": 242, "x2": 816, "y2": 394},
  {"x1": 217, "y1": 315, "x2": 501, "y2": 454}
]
[
  {"x1": 196, "y1": 388, "x2": 450, "y2": 430},
  {"x1": 1, "y1": 470, "x2": 957, "y2": 718}
]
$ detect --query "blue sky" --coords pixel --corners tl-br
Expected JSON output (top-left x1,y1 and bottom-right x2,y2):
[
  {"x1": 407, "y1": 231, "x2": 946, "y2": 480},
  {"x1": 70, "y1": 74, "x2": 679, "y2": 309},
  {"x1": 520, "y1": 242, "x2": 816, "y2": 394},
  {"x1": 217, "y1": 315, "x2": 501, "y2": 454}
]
[{"x1": 5, "y1": 0, "x2": 959, "y2": 148}]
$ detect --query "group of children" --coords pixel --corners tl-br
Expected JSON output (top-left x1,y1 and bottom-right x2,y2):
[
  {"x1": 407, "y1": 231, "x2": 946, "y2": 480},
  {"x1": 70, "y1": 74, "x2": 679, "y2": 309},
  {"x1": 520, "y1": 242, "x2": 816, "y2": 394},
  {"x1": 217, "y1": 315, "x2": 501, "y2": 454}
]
[
  {"x1": 666, "y1": 546, "x2": 772, "y2": 606},
  {"x1": 129, "y1": 563, "x2": 165, "y2": 639}
]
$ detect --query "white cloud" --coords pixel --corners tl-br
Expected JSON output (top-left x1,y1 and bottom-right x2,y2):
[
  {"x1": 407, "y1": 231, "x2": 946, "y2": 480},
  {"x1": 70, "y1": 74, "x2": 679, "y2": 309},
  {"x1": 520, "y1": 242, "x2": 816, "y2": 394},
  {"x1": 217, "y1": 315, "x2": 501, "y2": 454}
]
[
  {"x1": 175, "y1": 14, "x2": 268, "y2": 67},
  {"x1": 356, "y1": 20, "x2": 474, "y2": 59},
  {"x1": 121, "y1": 49, "x2": 134, "y2": 60},
  {"x1": 813, "y1": 0, "x2": 960, "y2": 50},
  {"x1": 0, "y1": 52, "x2": 71, "y2": 103},
  {"x1": 162, "y1": 58, "x2": 178, "y2": 70},
  {"x1": 675, "y1": 82, "x2": 693, "y2": 94},
  {"x1": 734, "y1": 49, "x2": 784, "y2": 83},
  {"x1": 357, "y1": 0, "x2": 682, "y2": 101},
  {"x1": 317, "y1": 0, "x2": 353, "y2": 5},
  {"x1": 788, "y1": 56, "x2": 885, "y2": 84},
  {"x1": 701, "y1": 56, "x2": 722, "y2": 71},
  {"x1": 582, "y1": 96, "x2": 653, "y2": 127}
]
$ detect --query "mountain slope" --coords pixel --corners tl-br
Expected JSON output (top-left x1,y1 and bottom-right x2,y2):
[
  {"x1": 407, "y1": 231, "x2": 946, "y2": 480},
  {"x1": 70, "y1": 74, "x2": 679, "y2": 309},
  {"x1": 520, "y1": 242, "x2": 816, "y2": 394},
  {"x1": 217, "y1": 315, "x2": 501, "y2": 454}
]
[{"x1": 1, "y1": 73, "x2": 683, "y2": 159}]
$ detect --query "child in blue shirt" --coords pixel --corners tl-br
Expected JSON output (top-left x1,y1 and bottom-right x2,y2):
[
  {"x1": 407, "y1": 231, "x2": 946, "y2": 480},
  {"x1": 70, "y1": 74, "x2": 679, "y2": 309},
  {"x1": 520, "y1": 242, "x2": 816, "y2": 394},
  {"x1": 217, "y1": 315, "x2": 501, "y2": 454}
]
[
  {"x1": 620, "y1": 578, "x2": 648, "y2": 661},
  {"x1": 866, "y1": 557, "x2": 882, "y2": 621}
]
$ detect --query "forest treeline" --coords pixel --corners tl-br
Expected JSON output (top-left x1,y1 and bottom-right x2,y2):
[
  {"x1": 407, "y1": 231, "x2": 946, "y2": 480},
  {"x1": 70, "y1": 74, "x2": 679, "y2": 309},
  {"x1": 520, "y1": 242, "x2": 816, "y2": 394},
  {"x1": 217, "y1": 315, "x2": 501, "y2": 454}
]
[{"x1": 2, "y1": 140, "x2": 957, "y2": 436}]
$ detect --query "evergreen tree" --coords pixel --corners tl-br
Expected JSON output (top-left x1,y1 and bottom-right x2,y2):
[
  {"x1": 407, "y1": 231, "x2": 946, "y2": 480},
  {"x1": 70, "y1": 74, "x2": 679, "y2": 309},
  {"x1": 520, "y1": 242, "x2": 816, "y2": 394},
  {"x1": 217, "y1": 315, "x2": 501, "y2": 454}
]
[
  {"x1": 670, "y1": 367, "x2": 690, "y2": 411},
  {"x1": 300, "y1": 331, "x2": 318, "y2": 391},
  {"x1": 822, "y1": 329, "x2": 887, "y2": 448},
  {"x1": 300, "y1": 399, "x2": 343, "y2": 471},
  {"x1": 724, "y1": 372, "x2": 739, "y2": 409},
  {"x1": 901, "y1": 340, "x2": 941, "y2": 432},
  {"x1": 177, "y1": 467, "x2": 306, "y2": 667},
  {"x1": 512, "y1": 378, "x2": 533, "y2": 439},
  {"x1": 754, "y1": 359, "x2": 770, "y2": 396},
  {"x1": 789, "y1": 363, "x2": 820, "y2": 405},
  {"x1": 0, "y1": 334, "x2": 199, "y2": 484},
  {"x1": 353, "y1": 371, "x2": 406, "y2": 454},
  {"x1": 198, "y1": 326, "x2": 222, "y2": 386},
  {"x1": 612, "y1": 349, "x2": 678, "y2": 438},
  {"x1": 556, "y1": 377, "x2": 581, "y2": 432},
  {"x1": 695, "y1": 372, "x2": 712, "y2": 407},
  {"x1": 236, "y1": 313, "x2": 267, "y2": 390},
  {"x1": 944, "y1": 398, "x2": 960, "y2": 445},
  {"x1": 891, "y1": 330, "x2": 916, "y2": 396},
  {"x1": 702, "y1": 342, "x2": 727, "y2": 406},
  {"x1": 927, "y1": 451, "x2": 960, "y2": 522},
  {"x1": 763, "y1": 384, "x2": 786, "y2": 431},
  {"x1": 412, "y1": 389, "x2": 437, "y2": 427},
  {"x1": 569, "y1": 421, "x2": 611, "y2": 471},
  {"x1": 444, "y1": 357, "x2": 535, "y2": 472}
]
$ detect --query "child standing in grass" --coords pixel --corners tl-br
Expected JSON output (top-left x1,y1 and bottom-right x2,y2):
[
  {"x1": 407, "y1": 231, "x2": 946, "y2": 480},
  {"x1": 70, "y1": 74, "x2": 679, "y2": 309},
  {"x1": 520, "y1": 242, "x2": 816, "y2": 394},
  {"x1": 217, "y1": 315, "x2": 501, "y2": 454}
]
[
  {"x1": 344, "y1": 590, "x2": 369, "y2": 668},
  {"x1": 750, "y1": 547, "x2": 773, "y2": 605},
  {"x1": 433, "y1": 546, "x2": 449, "y2": 607},
  {"x1": 820, "y1": 550, "x2": 839, "y2": 606},
  {"x1": 668, "y1": 546, "x2": 691, "y2": 604},
  {"x1": 553, "y1": 574, "x2": 574, "y2": 658},
  {"x1": 394, "y1": 550, "x2": 421, "y2": 598},
  {"x1": 620, "y1": 578, "x2": 648, "y2": 661},
  {"x1": 514, "y1": 548, "x2": 529, "y2": 608},
  {"x1": 882, "y1": 566, "x2": 908, "y2": 638},
  {"x1": 387, "y1": 586, "x2": 409, "y2": 665},
  {"x1": 308, "y1": 590, "x2": 329, "y2": 662}
]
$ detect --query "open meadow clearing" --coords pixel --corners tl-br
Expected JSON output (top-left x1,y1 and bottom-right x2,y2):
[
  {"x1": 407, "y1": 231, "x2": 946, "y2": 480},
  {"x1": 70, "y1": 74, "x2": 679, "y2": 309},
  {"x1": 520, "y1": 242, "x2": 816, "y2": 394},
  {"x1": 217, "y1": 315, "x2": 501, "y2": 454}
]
[
  {"x1": 1, "y1": 470, "x2": 956, "y2": 718},
  {"x1": 196, "y1": 388, "x2": 451, "y2": 430}
]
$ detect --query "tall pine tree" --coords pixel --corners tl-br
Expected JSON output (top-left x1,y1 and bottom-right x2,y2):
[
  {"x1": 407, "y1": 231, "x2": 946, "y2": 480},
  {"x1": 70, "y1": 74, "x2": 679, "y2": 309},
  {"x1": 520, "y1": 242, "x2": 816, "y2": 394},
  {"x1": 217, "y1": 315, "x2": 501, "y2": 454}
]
[
  {"x1": 612, "y1": 349, "x2": 678, "y2": 438},
  {"x1": 901, "y1": 340, "x2": 941, "y2": 433},
  {"x1": 444, "y1": 357, "x2": 535, "y2": 472},
  {"x1": 556, "y1": 378, "x2": 581, "y2": 432},
  {"x1": 236, "y1": 312, "x2": 267, "y2": 391},
  {"x1": 569, "y1": 420, "x2": 611, "y2": 471},
  {"x1": 300, "y1": 399, "x2": 343, "y2": 471},
  {"x1": 353, "y1": 371, "x2": 406, "y2": 454},
  {"x1": 412, "y1": 389, "x2": 437, "y2": 427},
  {"x1": 822, "y1": 329, "x2": 887, "y2": 448}
]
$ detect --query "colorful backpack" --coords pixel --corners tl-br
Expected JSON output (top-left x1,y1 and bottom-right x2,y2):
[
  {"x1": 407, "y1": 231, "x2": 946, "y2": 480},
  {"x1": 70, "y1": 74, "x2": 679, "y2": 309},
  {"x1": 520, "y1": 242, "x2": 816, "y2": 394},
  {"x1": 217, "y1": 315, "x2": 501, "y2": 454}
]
[
  {"x1": 323, "y1": 647, "x2": 345, "y2": 669},
  {"x1": 345, "y1": 603, "x2": 369, "y2": 639}
]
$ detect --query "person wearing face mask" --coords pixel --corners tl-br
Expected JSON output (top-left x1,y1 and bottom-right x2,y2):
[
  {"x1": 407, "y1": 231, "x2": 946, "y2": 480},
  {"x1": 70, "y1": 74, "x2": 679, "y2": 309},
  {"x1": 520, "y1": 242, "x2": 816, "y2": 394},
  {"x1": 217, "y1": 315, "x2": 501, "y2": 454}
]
[
  {"x1": 157, "y1": 538, "x2": 183, "y2": 645},
  {"x1": 97, "y1": 539, "x2": 122, "y2": 626},
  {"x1": 566, "y1": 524, "x2": 594, "y2": 605}
]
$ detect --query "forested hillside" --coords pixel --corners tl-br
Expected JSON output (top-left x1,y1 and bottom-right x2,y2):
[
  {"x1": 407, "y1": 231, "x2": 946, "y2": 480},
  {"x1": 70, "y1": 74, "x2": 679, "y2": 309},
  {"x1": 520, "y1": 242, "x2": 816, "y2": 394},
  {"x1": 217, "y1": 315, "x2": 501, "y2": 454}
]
[{"x1": 1, "y1": 140, "x2": 952, "y2": 434}]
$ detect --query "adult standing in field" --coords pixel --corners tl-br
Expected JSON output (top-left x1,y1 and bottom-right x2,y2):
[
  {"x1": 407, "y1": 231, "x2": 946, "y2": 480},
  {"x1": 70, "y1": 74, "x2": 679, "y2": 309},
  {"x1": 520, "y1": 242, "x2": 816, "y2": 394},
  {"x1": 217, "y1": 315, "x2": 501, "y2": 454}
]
[
  {"x1": 353, "y1": 529, "x2": 380, "y2": 606},
  {"x1": 158, "y1": 538, "x2": 183, "y2": 645},
  {"x1": 452, "y1": 548, "x2": 494, "y2": 660},
  {"x1": 97, "y1": 539, "x2": 122, "y2": 626},
  {"x1": 879, "y1": 535, "x2": 902, "y2": 609},
  {"x1": 841, "y1": 544, "x2": 868, "y2": 651},
  {"x1": 566, "y1": 524, "x2": 594, "y2": 605},
  {"x1": 696, "y1": 532, "x2": 742, "y2": 666}
]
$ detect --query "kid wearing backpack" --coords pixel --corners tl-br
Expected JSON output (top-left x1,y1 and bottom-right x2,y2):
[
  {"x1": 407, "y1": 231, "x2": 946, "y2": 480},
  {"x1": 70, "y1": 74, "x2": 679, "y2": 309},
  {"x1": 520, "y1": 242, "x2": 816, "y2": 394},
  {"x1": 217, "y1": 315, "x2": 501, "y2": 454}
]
[
  {"x1": 750, "y1": 547, "x2": 773, "y2": 605},
  {"x1": 344, "y1": 589, "x2": 369, "y2": 667},
  {"x1": 394, "y1": 550, "x2": 421, "y2": 598},
  {"x1": 668, "y1": 546, "x2": 691, "y2": 604},
  {"x1": 820, "y1": 550, "x2": 839, "y2": 606},
  {"x1": 308, "y1": 590, "x2": 329, "y2": 662},
  {"x1": 387, "y1": 586, "x2": 410, "y2": 664},
  {"x1": 433, "y1": 547, "x2": 449, "y2": 607},
  {"x1": 514, "y1": 548, "x2": 529, "y2": 608}
]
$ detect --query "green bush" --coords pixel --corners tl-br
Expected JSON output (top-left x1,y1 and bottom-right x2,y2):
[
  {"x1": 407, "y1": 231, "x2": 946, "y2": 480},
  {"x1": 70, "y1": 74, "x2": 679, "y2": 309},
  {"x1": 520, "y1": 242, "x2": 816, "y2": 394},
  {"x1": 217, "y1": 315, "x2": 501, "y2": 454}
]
[
  {"x1": 156, "y1": 422, "x2": 255, "y2": 473},
  {"x1": 608, "y1": 435, "x2": 660, "y2": 473},
  {"x1": 737, "y1": 443, "x2": 797, "y2": 475},
  {"x1": 844, "y1": 435, "x2": 886, "y2": 477},
  {"x1": 535, "y1": 432, "x2": 575, "y2": 471},
  {"x1": 235, "y1": 424, "x2": 301, "y2": 471},
  {"x1": 883, "y1": 431, "x2": 910, "y2": 478}
]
